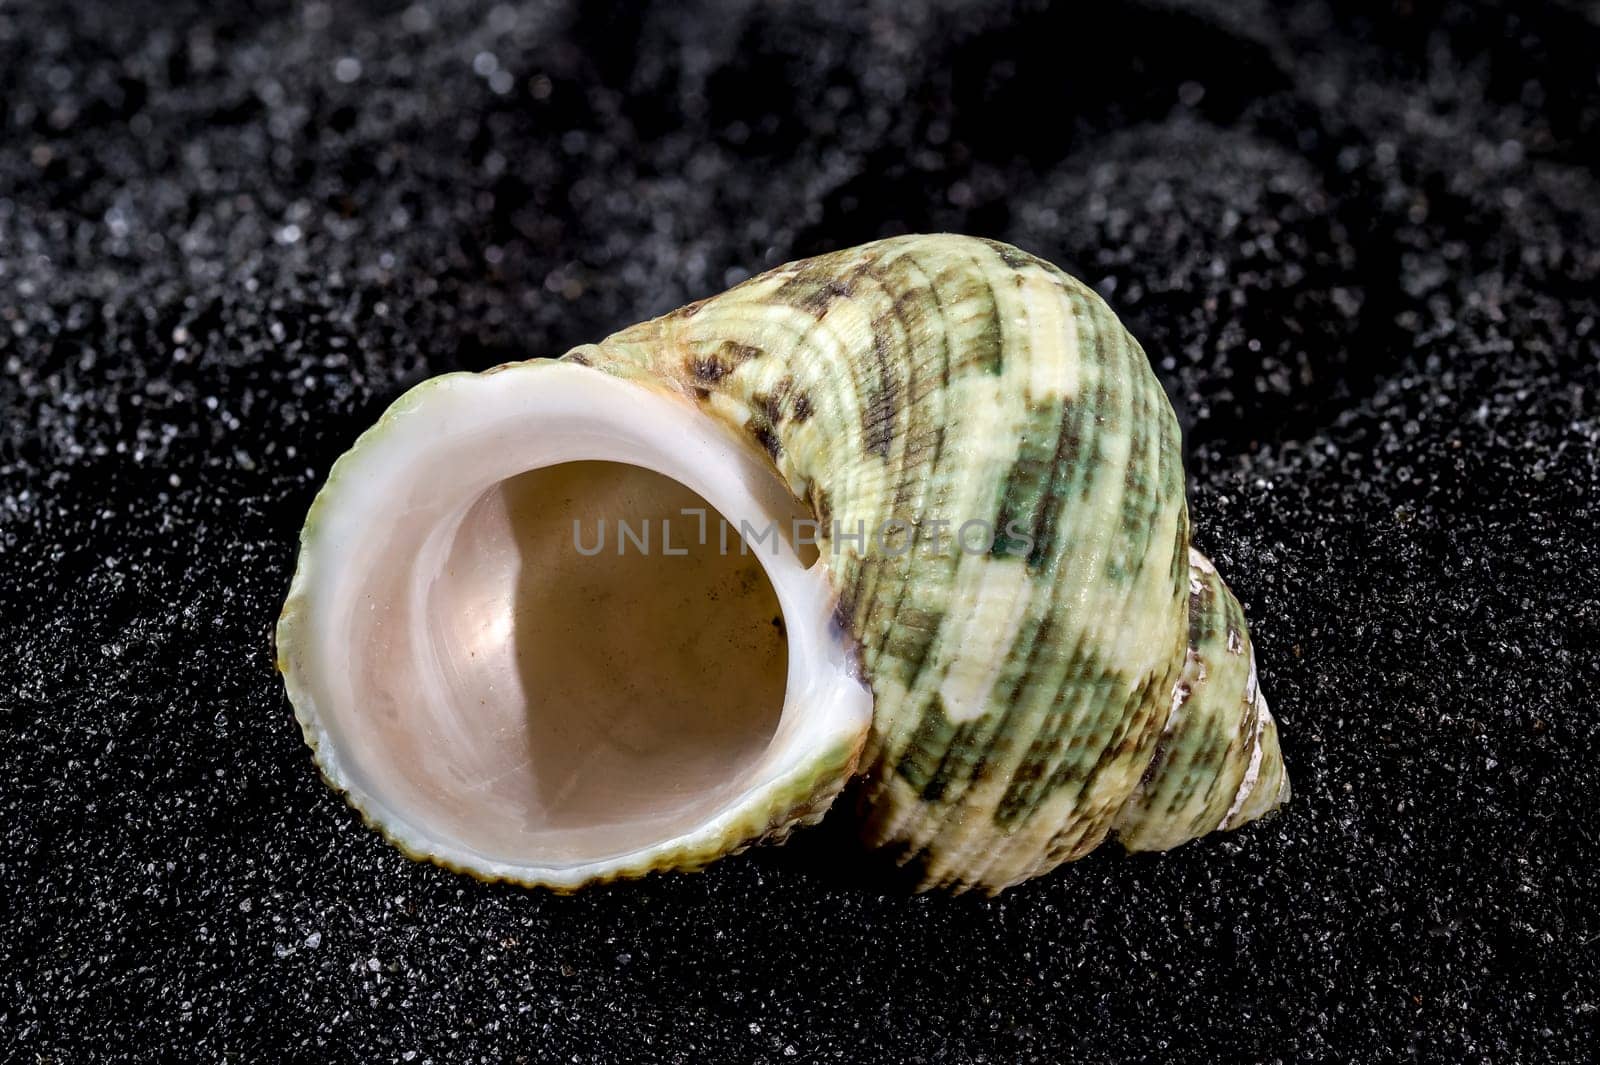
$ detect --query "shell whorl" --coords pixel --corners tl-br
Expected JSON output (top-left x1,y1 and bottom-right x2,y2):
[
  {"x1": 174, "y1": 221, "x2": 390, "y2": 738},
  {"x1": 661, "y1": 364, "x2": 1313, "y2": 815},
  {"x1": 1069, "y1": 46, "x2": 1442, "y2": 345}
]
[{"x1": 566, "y1": 234, "x2": 1288, "y2": 893}]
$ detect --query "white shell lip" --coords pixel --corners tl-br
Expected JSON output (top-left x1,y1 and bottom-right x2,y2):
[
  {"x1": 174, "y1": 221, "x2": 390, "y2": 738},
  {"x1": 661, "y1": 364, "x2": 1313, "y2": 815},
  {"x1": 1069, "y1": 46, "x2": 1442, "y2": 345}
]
[{"x1": 276, "y1": 360, "x2": 872, "y2": 890}]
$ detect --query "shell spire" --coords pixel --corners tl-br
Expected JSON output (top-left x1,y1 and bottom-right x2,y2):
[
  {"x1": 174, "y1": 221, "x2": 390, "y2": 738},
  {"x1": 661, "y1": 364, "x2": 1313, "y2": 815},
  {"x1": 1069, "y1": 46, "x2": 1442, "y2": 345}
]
[{"x1": 567, "y1": 234, "x2": 1289, "y2": 892}]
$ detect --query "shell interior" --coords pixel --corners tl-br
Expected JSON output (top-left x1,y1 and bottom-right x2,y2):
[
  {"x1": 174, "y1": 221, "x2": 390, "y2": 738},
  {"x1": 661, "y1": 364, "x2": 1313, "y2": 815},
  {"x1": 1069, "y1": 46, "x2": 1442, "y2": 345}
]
[{"x1": 276, "y1": 363, "x2": 871, "y2": 887}]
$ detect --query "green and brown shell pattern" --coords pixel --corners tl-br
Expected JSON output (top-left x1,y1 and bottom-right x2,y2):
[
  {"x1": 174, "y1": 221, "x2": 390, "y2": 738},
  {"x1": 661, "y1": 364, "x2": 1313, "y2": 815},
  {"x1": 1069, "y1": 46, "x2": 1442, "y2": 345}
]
[{"x1": 566, "y1": 234, "x2": 1289, "y2": 893}]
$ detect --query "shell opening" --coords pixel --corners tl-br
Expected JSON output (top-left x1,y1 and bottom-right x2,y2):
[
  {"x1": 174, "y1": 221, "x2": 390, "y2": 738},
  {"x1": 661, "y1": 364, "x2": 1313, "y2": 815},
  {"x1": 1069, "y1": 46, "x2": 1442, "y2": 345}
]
[
  {"x1": 373, "y1": 460, "x2": 789, "y2": 863},
  {"x1": 277, "y1": 362, "x2": 871, "y2": 886}
]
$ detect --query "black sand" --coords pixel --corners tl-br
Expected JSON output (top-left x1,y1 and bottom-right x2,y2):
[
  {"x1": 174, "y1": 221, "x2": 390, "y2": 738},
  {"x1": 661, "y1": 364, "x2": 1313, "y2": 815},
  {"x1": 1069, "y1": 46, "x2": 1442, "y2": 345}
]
[{"x1": 2, "y1": 2, "x2": 1596, "y2": 1060}]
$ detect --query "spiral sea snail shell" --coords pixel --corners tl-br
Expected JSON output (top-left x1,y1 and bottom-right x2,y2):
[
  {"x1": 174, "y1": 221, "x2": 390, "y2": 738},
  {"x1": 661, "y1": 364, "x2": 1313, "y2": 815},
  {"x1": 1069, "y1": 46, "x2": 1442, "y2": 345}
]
[{"x1": 276, "y1": 234, "x2": 1289, "y2": 894}]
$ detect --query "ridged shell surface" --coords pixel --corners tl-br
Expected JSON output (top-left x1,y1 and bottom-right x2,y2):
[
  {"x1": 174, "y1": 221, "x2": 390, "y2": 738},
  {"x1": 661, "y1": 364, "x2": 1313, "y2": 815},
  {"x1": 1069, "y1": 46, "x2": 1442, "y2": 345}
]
[{"x1": 566, "y1": 234, "x2": 1288, "y2": 893}]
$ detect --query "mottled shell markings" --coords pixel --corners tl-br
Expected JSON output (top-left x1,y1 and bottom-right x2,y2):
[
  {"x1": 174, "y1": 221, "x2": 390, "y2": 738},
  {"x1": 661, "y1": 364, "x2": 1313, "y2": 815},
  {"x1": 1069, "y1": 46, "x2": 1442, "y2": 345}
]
[{"x1": 567, "y1": 233, "x2": 1289, "y2": 893}]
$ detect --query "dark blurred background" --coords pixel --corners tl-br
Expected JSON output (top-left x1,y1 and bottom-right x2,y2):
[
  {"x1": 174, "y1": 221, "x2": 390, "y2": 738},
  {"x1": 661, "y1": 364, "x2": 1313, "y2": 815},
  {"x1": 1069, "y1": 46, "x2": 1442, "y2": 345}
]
[{"x1": 2, "y1": 1, "x2": 1597, "y2": 1061}]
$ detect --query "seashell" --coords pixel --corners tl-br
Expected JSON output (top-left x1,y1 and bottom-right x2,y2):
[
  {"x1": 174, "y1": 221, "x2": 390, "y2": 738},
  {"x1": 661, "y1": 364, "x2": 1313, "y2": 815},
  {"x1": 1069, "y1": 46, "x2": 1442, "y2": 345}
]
[{"x1": 276, "y1": 234, "x2": 1289, "y2": 893}]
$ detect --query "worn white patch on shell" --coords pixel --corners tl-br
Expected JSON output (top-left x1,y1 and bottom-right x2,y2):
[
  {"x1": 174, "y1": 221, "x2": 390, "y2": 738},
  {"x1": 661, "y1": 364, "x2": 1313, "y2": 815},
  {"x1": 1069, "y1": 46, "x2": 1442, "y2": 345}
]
[
  {"x1": 1220, "y1": 656, "x2": 1268, "y2": 830},
  {"x1": 936, "y1": 558, "x2": 1034, "y2": 723},
  {"x1": 1020, "y1": 272, "x2": 1080, "y2": 402}
]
